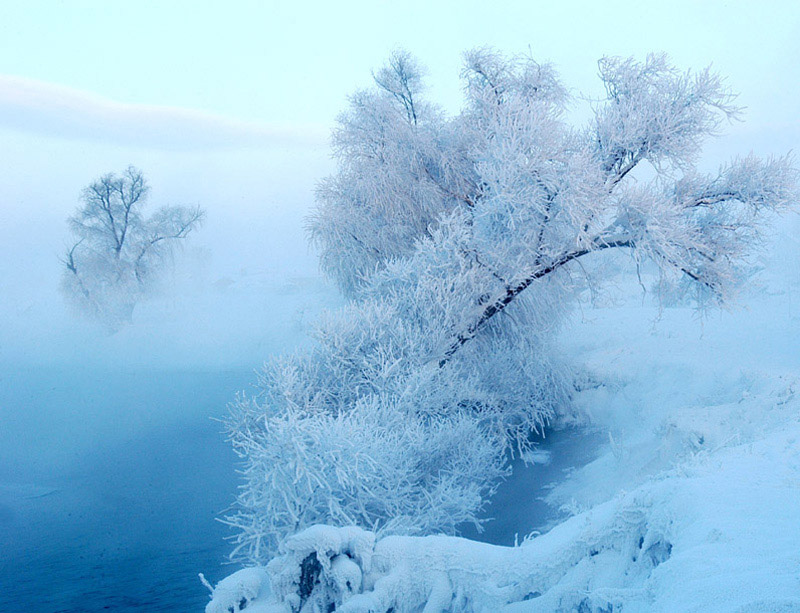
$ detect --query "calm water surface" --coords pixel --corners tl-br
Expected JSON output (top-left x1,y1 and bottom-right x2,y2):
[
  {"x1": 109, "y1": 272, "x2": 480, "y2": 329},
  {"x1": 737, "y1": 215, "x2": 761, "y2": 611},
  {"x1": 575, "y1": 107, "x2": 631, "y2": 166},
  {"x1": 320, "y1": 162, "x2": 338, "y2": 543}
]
[
  {"x1": 0, "y1": 367, "x2": 252, "y2": 612},
  {"x1": 0, "y1": 367, "x2": 602, "y2": 611}
]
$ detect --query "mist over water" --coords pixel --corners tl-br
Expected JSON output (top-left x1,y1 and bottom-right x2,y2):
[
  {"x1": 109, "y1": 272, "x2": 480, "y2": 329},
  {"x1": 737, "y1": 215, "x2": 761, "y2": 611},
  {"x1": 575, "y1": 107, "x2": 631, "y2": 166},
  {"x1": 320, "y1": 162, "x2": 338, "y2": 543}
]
[
  {"x1": 0, "y1": 368, "x2": 247, "y2": 611},
  {"x1": 0, "y1": 128, "x2": 341, "y2": 610}
]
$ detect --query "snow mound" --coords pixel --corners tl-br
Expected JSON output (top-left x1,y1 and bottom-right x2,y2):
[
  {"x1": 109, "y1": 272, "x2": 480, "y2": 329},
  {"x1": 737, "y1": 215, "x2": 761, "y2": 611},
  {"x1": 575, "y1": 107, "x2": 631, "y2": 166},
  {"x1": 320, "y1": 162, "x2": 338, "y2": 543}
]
[{"x1": 204, "y1": 567, "x2": 272, "y2": 613}]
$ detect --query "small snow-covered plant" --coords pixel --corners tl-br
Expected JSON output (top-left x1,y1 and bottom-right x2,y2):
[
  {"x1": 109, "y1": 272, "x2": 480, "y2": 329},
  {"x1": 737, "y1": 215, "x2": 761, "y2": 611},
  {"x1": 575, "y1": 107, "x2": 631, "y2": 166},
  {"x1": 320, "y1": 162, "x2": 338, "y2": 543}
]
[
  {"x1": 60, "y1": 166, "x2": 204, "y2": 330},
  {"x1": 226, "y1": 50, "x2": 797, "y2": 563}
]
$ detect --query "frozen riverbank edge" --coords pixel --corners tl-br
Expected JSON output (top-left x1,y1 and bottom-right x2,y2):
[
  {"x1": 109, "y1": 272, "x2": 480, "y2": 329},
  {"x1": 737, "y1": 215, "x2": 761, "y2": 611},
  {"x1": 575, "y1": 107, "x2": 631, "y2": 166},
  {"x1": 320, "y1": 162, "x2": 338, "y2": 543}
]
[{"x1": 206, "y1": 259, "x2": 800, "y2": 612}]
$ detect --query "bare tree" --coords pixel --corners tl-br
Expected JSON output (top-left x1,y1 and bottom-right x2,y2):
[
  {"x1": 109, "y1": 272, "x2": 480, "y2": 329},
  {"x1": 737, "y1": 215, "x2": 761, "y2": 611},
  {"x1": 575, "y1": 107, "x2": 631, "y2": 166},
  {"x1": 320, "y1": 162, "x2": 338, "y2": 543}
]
[{"x1": 61, "y1": 166, "x2": 204, "y2": 329}]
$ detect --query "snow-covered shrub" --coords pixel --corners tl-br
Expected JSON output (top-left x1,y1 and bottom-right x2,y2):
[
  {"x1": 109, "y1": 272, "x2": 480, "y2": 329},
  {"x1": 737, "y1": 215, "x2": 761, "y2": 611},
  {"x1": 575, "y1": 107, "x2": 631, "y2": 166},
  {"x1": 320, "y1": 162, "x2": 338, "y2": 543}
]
[
  {"x1": 227, "y1": 394, "x2": 507, "y2": 562},
  {"x1": 225, "y1": 49, "x2": 798, "y2": 563}
]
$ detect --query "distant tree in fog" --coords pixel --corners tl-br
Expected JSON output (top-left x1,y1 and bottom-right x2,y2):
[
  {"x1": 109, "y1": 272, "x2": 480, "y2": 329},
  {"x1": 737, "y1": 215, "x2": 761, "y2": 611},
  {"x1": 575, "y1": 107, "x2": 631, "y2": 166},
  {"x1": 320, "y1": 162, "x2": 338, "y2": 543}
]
[{"x1": 60, "y1": 166, "x2": 204, "y2": 330}]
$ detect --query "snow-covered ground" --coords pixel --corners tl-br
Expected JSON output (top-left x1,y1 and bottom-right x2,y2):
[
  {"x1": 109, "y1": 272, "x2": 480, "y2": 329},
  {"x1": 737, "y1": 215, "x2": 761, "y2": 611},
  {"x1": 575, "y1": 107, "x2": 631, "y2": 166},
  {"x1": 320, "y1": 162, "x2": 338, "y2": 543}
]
[{"x1": 206, "y1": 218, "x2": 800, "y2": 611}]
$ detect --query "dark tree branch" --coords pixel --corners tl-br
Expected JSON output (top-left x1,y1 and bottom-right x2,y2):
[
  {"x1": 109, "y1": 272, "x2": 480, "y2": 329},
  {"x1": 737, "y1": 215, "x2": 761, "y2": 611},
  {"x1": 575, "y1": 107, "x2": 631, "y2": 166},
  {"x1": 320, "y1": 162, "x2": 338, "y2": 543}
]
[
  {"x1": 373, "y1": 51, "x2": 420, "y2": 125},
  {"x1": 685, "y1": 191, "x2": 738, "y2": 208},
  {"x1": 61, "y1": 239, "x2": 98, "y2": 310},
  {"x1": 606, "y1": 154, "x2": 642, "y2": 189},
  {"x1": 61, "y1": 239, "x2": 84, "y2": 274},
  {"x1": 439, "y1": 236, "x2": 635, "y2": 367},
  {"x1": 132, "y1": 207, "x2": 205, "y2": 282}
]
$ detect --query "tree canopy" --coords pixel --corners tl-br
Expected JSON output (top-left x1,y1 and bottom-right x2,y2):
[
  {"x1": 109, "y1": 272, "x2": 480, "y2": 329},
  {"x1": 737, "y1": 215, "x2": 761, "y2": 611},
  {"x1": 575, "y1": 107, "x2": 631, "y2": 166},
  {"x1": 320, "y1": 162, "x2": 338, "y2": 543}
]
[{"x1": 226, "y1": 50, "x2": 798, "y2": 563}]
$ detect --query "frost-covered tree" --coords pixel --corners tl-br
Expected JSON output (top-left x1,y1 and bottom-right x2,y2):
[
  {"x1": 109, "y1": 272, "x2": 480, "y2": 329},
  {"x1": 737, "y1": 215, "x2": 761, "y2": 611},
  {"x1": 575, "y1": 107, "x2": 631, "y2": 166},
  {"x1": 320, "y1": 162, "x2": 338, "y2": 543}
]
[
  {"x1": 226, "y1": 50, "x2": 798, "y2": 563},
  {"x1": 61, "y1": 166, "x2": 204, "y2": 329}
]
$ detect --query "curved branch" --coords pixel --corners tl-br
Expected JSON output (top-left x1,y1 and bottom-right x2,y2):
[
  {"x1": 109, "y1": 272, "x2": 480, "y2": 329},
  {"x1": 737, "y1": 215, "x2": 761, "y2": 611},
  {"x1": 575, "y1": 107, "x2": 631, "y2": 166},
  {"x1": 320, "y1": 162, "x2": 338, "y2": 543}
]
[
  {"x1": 438, "y1": 236, "x2": 634, "y2": 367},
  {"x1": 132, "y1": 207, "x2": 205, "y2": 282}
]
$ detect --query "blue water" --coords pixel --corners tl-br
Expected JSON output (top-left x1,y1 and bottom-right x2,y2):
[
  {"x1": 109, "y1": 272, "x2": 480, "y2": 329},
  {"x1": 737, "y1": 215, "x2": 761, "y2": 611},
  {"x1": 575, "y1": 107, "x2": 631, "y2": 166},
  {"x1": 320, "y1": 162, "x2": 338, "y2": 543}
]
[
  {"x1": 460, "y1": 427, "x2": 604, "y2": 546},
  {"x1": 0, "y1": 365, "x2": 602, "y2": 611},
  {"x1": 0, "y1": 367, "x2": 252, "y2": 612}
]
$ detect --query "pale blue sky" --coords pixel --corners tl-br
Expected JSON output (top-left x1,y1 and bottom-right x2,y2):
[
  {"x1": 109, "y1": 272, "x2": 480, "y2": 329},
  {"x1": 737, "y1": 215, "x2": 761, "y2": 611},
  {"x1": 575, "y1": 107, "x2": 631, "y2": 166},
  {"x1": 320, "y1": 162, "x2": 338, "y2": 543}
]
[
  {"x1": 1, "y1": 0, "x2": 799, "y2": 318},
  {"x1": 1, "y1": 0, "x2": 799, "y2": 128}
]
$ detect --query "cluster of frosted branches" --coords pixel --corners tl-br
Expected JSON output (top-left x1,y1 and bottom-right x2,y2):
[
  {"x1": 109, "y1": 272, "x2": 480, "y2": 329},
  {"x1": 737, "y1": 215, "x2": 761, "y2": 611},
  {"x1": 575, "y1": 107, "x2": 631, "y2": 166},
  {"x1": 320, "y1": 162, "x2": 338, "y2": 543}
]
[
  {"x1": 61, "y1": 166, "x2": 204, "y2": 329},
  {"x1": 227, "y1": 49, "x2": 797, "y2": 563},
  {"x1": 226, "y1": 281, "x2": 560, "y2": 559}
]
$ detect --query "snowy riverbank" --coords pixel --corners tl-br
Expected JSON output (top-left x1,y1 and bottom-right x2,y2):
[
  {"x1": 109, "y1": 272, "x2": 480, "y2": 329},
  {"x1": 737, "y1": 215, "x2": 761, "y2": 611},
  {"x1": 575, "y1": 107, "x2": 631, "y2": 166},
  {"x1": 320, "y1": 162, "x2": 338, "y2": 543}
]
[{"x1": 205, "y1": 231, "x2": 800, "y2": 611}]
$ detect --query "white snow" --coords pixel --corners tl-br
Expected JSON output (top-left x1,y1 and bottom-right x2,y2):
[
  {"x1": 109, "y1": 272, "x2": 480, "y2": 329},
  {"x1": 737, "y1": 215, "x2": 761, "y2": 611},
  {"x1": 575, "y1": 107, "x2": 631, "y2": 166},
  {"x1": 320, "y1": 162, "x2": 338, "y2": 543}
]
[{"x1": 203, "y1": 567, "x2": 271, "y2": 613}]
